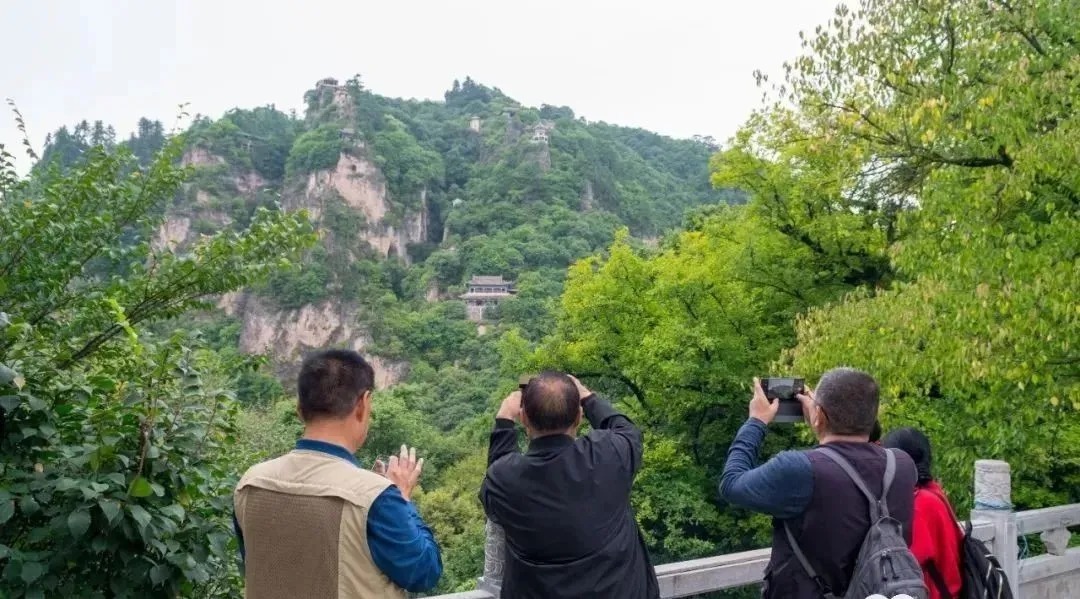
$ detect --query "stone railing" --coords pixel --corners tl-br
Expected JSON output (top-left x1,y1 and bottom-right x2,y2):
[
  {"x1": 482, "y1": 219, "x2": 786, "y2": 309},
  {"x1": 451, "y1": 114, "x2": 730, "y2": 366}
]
[{"x1": 430, "y1": 459, "x2": 1080, "y2": 599}]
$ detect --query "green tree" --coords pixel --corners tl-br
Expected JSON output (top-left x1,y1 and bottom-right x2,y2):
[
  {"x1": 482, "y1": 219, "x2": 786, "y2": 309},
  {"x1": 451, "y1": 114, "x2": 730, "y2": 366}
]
[
  {"x1": 371, "y1": 115, "x2": 444, "y2": 208},
  {"x1": 762, "y1": 0, "x2": 1080, "y2": 508},
  {"x1": 0, "y1": 133, "x2": 314, "y2": 598},
  {"x1": 284, "y1": 125, "x2": 343, "y2": 178},
  {"x1": 126, "y1": 118, "x2": 166, "y2": 166}
]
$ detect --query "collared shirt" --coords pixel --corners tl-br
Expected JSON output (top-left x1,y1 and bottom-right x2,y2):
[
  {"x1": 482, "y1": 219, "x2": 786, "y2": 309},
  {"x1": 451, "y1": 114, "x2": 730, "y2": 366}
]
[
  {"x1": 718, "y1": 417, "x2": 814, "y2": 519},
  {"x1": 234, "y1": 439, "x2": 442, "y2": 592}
]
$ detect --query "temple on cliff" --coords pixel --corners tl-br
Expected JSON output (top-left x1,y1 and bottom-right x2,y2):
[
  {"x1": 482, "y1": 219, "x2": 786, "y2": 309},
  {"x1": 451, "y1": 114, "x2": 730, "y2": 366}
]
[{"x1": 461, "y1": 276, "x2": 515, "y2": 322}]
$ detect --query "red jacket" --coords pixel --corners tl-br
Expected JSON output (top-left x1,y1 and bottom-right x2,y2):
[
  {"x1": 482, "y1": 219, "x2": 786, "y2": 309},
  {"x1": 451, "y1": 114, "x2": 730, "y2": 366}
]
[{"x1": 912, "y1": 482, "x2": 963, "y2": 599}]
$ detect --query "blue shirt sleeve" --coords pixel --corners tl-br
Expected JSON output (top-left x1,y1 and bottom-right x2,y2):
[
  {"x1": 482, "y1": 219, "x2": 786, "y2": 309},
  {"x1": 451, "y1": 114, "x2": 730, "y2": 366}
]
[
  {"x1": 366, "y1": 485, "x2": 443, "y2": 592},
  {"x1": 233, "y1": 511, "x2": 245, "y2": 565},
  {"x1": 719, "y1": 417, "x2": 814, "y2": 520}
]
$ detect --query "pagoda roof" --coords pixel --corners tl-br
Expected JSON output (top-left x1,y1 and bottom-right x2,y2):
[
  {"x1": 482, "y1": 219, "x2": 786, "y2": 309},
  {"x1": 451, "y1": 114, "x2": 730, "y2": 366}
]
[{"x1": 468, "y1": 275, "x2": 512, "y2": 286}]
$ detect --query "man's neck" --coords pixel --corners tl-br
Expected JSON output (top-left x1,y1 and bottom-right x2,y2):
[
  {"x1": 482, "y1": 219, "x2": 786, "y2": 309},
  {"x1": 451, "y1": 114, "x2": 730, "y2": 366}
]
[
  {"x1": 820, "y1": 433, "x2": 871, "y2": 445},
  {"x1": 301, "y1": 425, "x2": 358, "y2": 454}
]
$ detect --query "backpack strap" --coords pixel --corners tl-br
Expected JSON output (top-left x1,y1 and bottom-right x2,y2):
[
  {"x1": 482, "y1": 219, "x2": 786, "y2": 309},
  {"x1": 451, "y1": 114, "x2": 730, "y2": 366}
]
[
  {"x1": 880, "y1": 448, "x2": 896, "y2": 519},
  {"x1": 783, "y1": 446, "x2": 897, "y2": 598},
  {"x1": 783, "y1": 522, "x2": 838, "y2": 599}
]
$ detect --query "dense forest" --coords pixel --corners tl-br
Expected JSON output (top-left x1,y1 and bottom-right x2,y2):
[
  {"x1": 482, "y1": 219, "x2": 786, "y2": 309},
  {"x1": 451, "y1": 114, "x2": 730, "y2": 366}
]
[{"x1": 1, "y1": 0, "x2": 1077, "y2": 597}]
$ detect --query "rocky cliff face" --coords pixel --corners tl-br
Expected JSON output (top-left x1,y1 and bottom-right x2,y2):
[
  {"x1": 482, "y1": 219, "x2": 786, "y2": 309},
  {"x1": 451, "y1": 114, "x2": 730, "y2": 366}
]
[
  {"x1": 295, "y1": 151, "x2": 427, "y2": 261},
  {"x1": 159, "y1": 145, "x2": 423, "y2": 386},
  {"x1": 180, "y1": 147, "x2": 225, "y2": 168},
  {"x1": 217, "y1": 292, "x2": 407, "y2": 388}
]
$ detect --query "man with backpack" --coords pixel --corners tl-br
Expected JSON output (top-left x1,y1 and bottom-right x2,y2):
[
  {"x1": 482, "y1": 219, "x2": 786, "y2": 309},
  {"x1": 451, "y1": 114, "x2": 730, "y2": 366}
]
[{"x1": 720, "y1": 368, "x2": 927, "y2": 599}]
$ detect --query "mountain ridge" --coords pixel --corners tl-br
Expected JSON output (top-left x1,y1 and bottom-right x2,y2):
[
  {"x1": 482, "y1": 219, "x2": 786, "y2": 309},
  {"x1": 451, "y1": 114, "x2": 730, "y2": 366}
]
[{"x1": 36, "y1": 75, "x2": 739, "y2": 388}]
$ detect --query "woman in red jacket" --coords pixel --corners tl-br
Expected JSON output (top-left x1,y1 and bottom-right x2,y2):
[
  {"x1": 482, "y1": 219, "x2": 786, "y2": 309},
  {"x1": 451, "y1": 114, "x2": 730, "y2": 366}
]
[{"x1": 882, "y1": 427, "x2": 964, "y2": 599}]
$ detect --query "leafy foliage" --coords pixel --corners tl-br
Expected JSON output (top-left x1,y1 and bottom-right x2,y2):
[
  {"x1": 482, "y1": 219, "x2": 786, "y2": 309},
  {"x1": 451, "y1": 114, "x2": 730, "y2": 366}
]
[
  {"x1": 0, "y1": 132, "x2": 314, "y2": 597},
  {"x1": 188, "y1": 107, "x2": 299, "y2": 181},
  {"x1": 525, "y1": 0, "x2": 1079, "y2": 568},
  {"x1": 370, "y1": 116, "x2": 444, "y2": 210},
  {"x1": 769, "y1": 0, "x2": 1080, "y2": 508},
  {"x1": 284, "y1": 125, "x2": 343, "y2": 179}
]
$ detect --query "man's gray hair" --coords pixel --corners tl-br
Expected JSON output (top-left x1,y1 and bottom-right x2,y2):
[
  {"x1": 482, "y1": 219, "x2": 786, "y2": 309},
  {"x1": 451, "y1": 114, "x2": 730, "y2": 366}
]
[{"x1": 815, "y1": 367, "x2": 880, "y2": 436}]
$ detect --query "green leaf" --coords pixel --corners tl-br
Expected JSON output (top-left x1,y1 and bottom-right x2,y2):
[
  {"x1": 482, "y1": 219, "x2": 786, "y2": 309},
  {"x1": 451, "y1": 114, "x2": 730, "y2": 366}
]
[
  {"x1": 129, "y1": 505, "x2": 152, "y2": 530},
  {"x1": 159, "y1": 504, "x2": 185, "y2": 522},
  {"x1": 87, "y1": 375, "x2": 117, "y2": 392},
  {"x1": 128, "y1": 476, "x2": 153, "y2": 498},
  {"x1": 0, "y1": 395, "x2": 19, "y2": 412},
  {"x1": 25, "y1": 395, "x2": 46, "y2": 411},
  {"x1": 0, "y1": 364, "x2": 16, "y2": 387},
  {"x1": 98, "y1": 499, "x2": 121, "y2": 524},
  {"x1": 19, "y1": 496, "x2": 39, "y2": 516},
  {"x1": 25, "y1": 588, "x2": 44, "y2": 599},
  {"x1": 20, "y1": 561, "x2": 44, "y2": 583},
  {"x1": 149, "y1": 563, "x2": 170, "y2": 586},
  {"x1": 150, "y1": 483, "x2": 165, "y2": 497},
  {"x1": 0, "y1": 500, "x2": 13, "y2": 524},
  {"x1": 0, "y1": 544, "x2": 9, "y2": 559},
  {"x1": 67, "y1": 510, "x2": 91, "y2": 538},
  {"x1": 54, "y1": 478, "x2": 79, "y2": 492}
]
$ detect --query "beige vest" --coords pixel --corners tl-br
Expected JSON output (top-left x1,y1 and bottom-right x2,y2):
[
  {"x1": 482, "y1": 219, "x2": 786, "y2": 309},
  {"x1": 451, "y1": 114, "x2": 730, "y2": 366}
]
[{"x1": 234, "y1": 450, "x2": 408, "y2": 599}]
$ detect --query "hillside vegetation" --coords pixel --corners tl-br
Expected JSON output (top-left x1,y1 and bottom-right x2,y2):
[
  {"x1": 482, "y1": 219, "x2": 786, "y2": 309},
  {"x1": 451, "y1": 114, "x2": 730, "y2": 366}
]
[{"x1": 1, "y1": 1, "x2": 1076, "y2": 597}]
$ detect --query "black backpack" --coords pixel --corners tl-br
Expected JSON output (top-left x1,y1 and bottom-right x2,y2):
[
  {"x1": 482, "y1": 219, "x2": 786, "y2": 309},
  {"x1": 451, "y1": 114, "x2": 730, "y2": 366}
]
[
  {"x1": 785, "y1": 447, "x2": 928, "y2": 599},
  {"x1": 922, "y1": 489, "x2": 1015, "y2": 599}
]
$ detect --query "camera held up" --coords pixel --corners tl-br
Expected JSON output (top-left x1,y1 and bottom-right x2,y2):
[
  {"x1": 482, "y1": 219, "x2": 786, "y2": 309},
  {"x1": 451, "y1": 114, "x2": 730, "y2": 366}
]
[{"x1": 761, "y1": 377, "x2": 805, "y2": 423}]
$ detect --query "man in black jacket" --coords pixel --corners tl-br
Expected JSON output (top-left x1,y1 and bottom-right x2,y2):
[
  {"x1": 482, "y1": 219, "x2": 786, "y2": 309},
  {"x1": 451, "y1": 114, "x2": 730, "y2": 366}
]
[{"x1": 479, "y1": 371, "x2": 659, "y2": 599}]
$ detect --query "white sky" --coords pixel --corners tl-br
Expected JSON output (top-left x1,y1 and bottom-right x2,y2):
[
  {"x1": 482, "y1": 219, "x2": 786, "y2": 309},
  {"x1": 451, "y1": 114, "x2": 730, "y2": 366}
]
[{"x1": 1, "y1": 0, "x2": 838, "y2": 173}]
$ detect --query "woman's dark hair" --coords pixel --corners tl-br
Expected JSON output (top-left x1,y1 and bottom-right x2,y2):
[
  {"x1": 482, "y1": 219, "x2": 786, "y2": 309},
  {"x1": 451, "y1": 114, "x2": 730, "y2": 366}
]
[{"x1": 882, "y1": 426, "x2": 933, "y2": 485}]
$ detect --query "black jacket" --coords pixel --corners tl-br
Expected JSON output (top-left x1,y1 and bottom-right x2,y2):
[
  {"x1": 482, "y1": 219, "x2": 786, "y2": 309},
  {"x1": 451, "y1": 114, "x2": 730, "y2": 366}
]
[{"x1": 479, "y1": 396, "x2": 660, "y2": 599}]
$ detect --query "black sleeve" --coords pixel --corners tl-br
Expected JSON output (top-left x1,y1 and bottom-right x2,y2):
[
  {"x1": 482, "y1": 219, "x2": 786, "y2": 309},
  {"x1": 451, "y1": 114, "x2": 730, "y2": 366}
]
[
  {"x1": 583, "y1": 395, "x2": 644, "y2": 474},
  {"x1": 479, "y1": 418, "x2": 518, "y2": 520},
  {"x1": 486, "y1": 418, "x2": 519, "y2": 467}
]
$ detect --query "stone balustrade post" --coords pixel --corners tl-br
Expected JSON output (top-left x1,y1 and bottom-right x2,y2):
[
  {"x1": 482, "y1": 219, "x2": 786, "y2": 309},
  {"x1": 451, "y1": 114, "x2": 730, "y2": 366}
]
[
  {"x1": 970, "y1": 459, "x2": 1020, "y2": 598},
  {"x1": 477, "y1": 519, "x2": 505, "y2": 597}
]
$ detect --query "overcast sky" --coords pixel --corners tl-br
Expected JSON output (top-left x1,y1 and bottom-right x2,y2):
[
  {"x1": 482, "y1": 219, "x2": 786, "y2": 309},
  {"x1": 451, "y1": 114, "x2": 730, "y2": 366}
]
[{"x1": 1, "y1": 0, "x2": 837, "y2": 172}]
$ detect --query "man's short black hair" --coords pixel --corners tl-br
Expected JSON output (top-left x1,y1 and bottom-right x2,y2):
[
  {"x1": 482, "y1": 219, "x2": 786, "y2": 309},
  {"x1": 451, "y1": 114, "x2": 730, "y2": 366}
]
[
  {"x1": 522, "y1": 371, "x2": 580, "y2": 433},
  {"x1": 815, "y1": 367, "x2": 879, "y2": 436},
  {"x1": 297, "y1": 349, "x2": 375, "y2": 422}
]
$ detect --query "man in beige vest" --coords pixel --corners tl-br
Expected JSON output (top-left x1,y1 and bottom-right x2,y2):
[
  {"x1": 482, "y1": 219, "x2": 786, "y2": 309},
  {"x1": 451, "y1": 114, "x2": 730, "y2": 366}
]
[{"x1": 234, "y1": 349, "x2": 442, "y2": 598}]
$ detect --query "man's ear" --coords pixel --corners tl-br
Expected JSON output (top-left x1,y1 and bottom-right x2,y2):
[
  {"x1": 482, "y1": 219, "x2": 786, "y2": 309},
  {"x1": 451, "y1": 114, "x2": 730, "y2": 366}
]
[
  {"x1": 355, "y1": 390, "x2": 372, "y2": 422},
  {"x1": 814, "y1": 405, "x2": 828, "y2": 432},
  {"x1": 573, "y1": 406, "x2": 583, "y2": 429}
]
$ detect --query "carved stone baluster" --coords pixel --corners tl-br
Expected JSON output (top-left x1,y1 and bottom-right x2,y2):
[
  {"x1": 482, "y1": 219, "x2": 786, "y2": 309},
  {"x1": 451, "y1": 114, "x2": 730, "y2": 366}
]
[
  {"x1": 1041, "y1": 526, "x2": 1072, "y2": 556},
  {"x1": 477, "y1": 519, "x2": 505, "y2": 597},
  {"x1": 970, "y1": 459, "x2": 1019, "y2": 598}
]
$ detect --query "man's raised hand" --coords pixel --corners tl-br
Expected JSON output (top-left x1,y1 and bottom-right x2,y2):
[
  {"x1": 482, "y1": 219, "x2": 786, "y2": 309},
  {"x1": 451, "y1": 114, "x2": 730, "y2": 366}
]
[
  {"x1": 749, "y1": 377, "x2": 780, "y2": 425},
  {"x1": 796, "y1": 383, "x2": 817, "y2": 425},
  {"x1": 567, "y1": 375, "x2": 592, "y2": 403},
  {"x1": 497, "y1": 390, "x2": 522, "y2": 421},
  {"x1": 386, "y1": 444, "x2": 424, "y2": 501}
]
